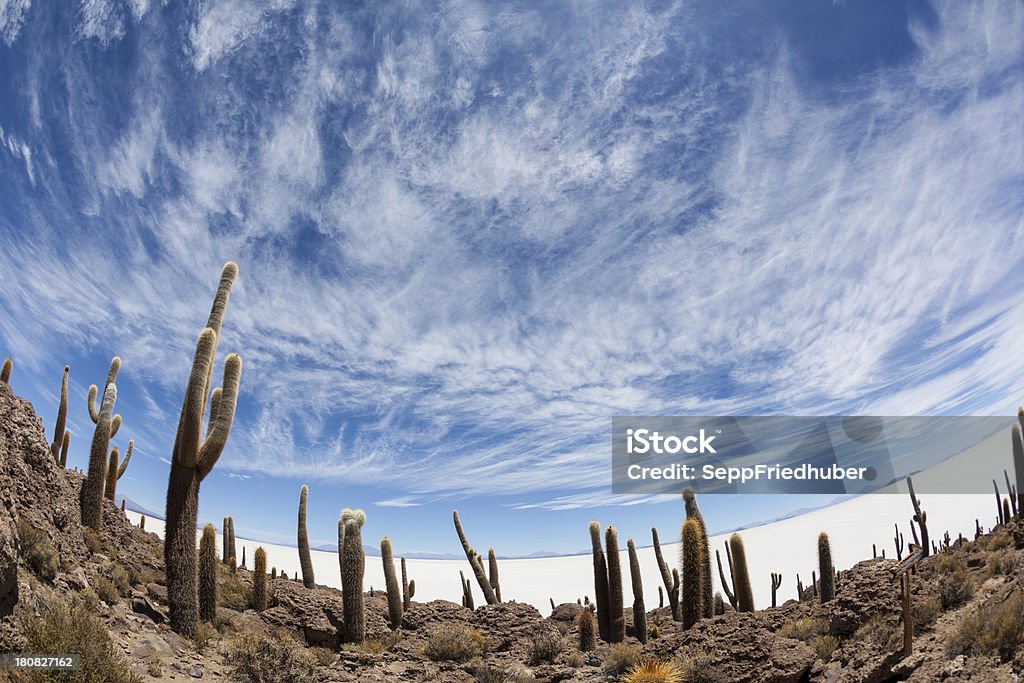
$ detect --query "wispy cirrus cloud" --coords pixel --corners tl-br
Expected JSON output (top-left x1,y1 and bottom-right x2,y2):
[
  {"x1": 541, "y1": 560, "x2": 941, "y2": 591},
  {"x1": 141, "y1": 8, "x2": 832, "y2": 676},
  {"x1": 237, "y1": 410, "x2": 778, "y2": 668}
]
[{"x1": 0, "y1": 1, "x2": 1022, "y2": 512}]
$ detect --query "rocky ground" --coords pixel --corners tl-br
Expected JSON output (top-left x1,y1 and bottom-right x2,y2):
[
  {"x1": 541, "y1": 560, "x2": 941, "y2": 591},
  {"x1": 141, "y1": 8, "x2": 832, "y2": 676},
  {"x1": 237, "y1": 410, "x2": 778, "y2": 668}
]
[{"x1": 2, "y1": 380, "x2": 1024, "y2": 682}]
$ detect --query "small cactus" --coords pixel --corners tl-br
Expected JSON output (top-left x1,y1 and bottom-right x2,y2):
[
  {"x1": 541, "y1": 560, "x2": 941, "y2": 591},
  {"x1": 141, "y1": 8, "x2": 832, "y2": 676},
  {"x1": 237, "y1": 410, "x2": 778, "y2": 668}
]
[
  {"x1": 576, "y1": 606, "x2": 596, "y2": 652},
  {"x1": 1, "y1": 357, "x2": 11, "y2": 383},
  {"x1": 652, "y1": 527, "x2": 680, "y2": 621},
  {"x1": 381, "y1": 537, "x2": 403, "y2": 629},
  {"x1": 340, "y1": 509, "x2": 366, "y2": 644},
  {"x1": 297, "y1": 485, "x2": 315, "y2": 588},
  {"x1": 627, "y1": 539, "x2": 646, "y2": 644},
  {"x1": 771, "y1": 572, "x2": 782, "y2": 608},
  {"x1": 729, "y1": 534, "x2": 754, "y2": 612},
  {"x1": 271, "y1": 566, "x2": 277, "y2": 581},
  {"x1": 589, "y1": 521, "x2": 610, "y2": 642},
  {"x1": 716, "y1": 546, "x2": 737, "y2": 610},
  {"x1": 104, "y1": 439, "x2": 134, "y2": 501},
  {"x1": 681, "y1": 519, "x2": 703, "y2": 628},
  {"x1": 894, "y1": 523, "x2": 904, "y2": 560},
  {"x1": 198, "y1": 524, "x2": 218, "y2": 623},
  {"x1": 818, "y1": 532, "x2": 835, "y2": 603},
  {"x1": 714, "y1": 592, "x2": 725, "y2": 615},
  {"x1": 241, "y1": 546, "x2": 246, "y2": 569},
  {"x1": 50, "y1": 365, "x2": 69, "y2": 463},
  {"x1": 140, "y1": 515, "x2": 145, "y2": 530},
  {"x1": 605, "y1": 525, "x2": 625, "y2": 643},
  {"x1": 401, "y1": 557, "x2": 412, "y2": 610},
  {"x1": 460, "y1": 571, "x2": 475, "y2": 610},
  {"x1": 252, "y1": 547, "x2": 268, "y2": 611}
]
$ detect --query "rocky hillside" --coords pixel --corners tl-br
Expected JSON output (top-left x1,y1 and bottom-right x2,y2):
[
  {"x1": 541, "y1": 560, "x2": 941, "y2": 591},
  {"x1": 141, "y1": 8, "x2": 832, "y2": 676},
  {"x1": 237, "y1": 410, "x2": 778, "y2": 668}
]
[{"x1": 2, "y1": 380, "x2": 1024, "y2": 682}]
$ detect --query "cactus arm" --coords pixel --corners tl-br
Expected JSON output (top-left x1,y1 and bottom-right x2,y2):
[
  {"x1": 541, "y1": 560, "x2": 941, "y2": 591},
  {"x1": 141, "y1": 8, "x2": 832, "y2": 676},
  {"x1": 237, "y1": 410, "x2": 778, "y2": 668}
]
[
  {"x1": 906, "y1": 475, "x2": 929, "y2": 557},
  {"x1": 204, "y1": 262, "x2": 238, "y2": 338},
  {"x1": 59, "y1": 431, "x2": 70, "y2": 468},
  {"x1": 51, "y1": 366, "x2": 69, "y2": 461},
  {"x1": 626, "y1": 539, "x2": 647, "y2": 643},
  {"x1": 196, "y1": 354, "x2": 242, "y2": 480},
  {"x1": 589, "y1": 520, "x2": 611, "y2": 642},
  {"x1": 452, "y1": 510, "x2": 498, "y2": 605},
  {"x1": 652, "y1": 527, "x2": 680, "y2": 621},
  {"x1": 487, "y1": 549, "x2": 501, "y2": 603},
  {"x1": 173, "y1": 329, "x2": 217, "y2": 470},
  {"x1": 206, "y1": 387, "x2": 222, "y2": 439},
  {"x1": 117, "y1": 439, "x2": 134, "y2": 479},
  {"x1": 381, "y1": 537, "x2": 403, "y2": 629},
  {"x1": 88, "y1": 385, "x2": 99, "y2": 422}
]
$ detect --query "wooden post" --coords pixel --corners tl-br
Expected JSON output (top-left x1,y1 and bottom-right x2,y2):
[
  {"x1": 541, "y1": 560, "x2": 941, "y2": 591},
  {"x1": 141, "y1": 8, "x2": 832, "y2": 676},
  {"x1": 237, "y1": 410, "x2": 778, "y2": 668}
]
[{"x1": 902, "y1": 572, "x2": 912, "y2": 657}]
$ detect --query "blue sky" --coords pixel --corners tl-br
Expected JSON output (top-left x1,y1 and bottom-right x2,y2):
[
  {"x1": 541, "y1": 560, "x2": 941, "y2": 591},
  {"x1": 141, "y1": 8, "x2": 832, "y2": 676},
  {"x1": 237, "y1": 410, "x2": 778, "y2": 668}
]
[{"x1": 0, "y1": 1, "x2": 1023, "y2": 557}]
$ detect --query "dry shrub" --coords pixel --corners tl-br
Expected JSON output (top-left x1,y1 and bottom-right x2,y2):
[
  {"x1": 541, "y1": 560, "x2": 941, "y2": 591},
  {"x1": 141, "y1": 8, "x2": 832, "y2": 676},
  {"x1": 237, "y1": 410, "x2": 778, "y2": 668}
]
[
  {"x1": 777, "y1": 616, "x2": 829, "y2": 641},
  {"x1": 939, "y1": 567, "x2": 974, "y2": 609},
  {"x1": 811, "y1": 635, "x2": 839, "y2": 662},
  {"x1": 94, "y1": 574, "x2": 120, "y2": 605},
  {"x1": 224, "y1": 630, "x2": 317, "y2": 683},
  {"x1": 565, "y1": 652, "x2": 584, "y2": 668},
  {"x1": 989, "y1": 532, "x2": 1014, "y2": 551},
  {"x1": 854, "y1": 614, "x2": 901, "y2": 651},
  {"x1": 18, "y1": 519, "x2": 58, "y2": 581},
  {"x1": 913, "y1": 595, "x2": 942, "y2": 631},
  {"x1": 603, "y1": 642, "x2": 643, "y2": 674},
  {"x1": 219, "y1": 569, "x2": 252, "y2": 611},
  {"x1": 82, "y1": 527, "x2": 103, "y2": 554},
  {"x1": 424, "y1": 624, "x2": 486, "y2": 662},
  {"x1": 948, "y1": 590, "x2": 1024, "y2": 662},
  {"x1": 193, "y1": 621, "x2": 217, "y2": 652},
  {"x1": 988, "y1": 549, "x2": 1017, "y2": 576},
  {"x1": 623, "y1": 658, "x2": 685, "y2": 683},
  {"x1": 474, "y1": 662, "x2": 535, "y2": 682},
  {"x1": 18, "y1": 596, "x2": 140, "y2": 682},
  {"x1": 674, "y1": 650, "x2": 727, "y2": 683},
  {"x1": 527, "y1": 626, "x2": 563, "y2": 664},
  {"x1": 111, "y1": 564, "x2": 130, "y2": 596}
]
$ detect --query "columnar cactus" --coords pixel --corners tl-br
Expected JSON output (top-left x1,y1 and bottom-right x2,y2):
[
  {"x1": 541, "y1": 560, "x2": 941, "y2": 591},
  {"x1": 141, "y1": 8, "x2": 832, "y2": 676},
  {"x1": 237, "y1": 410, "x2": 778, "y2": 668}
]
[
  {"x1": 222, "y1": 517, "x2": 229, "y2": 564},
  {"x1": 627, "y1": 539, "x2": 646, "y2": 644},
  {"x1": 488, "y1": 549, "x2": 502, "y2": 603},
  {"x1": 652, "y1": 527, "x2": 680, "y2": 621},
  {"x1": 588, "y1": 521, "x2": 610, "y2": 642},
  {"x1": 461, "y1": 572, "x2": 475, "y2": 610},
  {"x1": 80, "y1": 383, "x2": 116, "y2": 530},
  {"x1": 59, "y1": 432, "x2": 70, "y2": 468},
  {"x1": 198, "y1": 524, "x2": 218, "y2": 623},
  {"x1": 140, "y1": 515, "x2": 145, "y2": 530},
  {"x1": 716, "y1": 547, "x2": 737, "y2": 610},
  {"x1": 241, "y1": 546, "x2": 246, "y2": 569},
  {"x1": 452, "y1": 510, "x2": 498, "y2": 605},
  {"x1": 381, "y1": 537, "x2": 402, "y2": 629},
  {"x1": 401, "y1": 557, "x2": 412, "y2": 610},
  {"x1": 995, "y1": 479, "x2": 1005, "y2": 526},
  {"x1": 681, "y1": 519, "x2": 703, "y2": 628},
  {"x1": 714, "y1": 592, "x2": 725, "y2": 615},
  {"x1": 0, "y1": 357, "x2": 11, "y2": 383},
  {"x1": 227, "y1": 516, "x2": 236, "y2": 565},
  {"x1": 104, "y1": 439, "x2": 134, "y2": 501},
  {"x1": 1013, "y1": 418, "x2": 1024, "y2": 519},
  {"x1": 252, "y1": 547, "x2": 268, "y2": 611},
  {"x1": 164, "y1": 262, "x2": 243, "y2": 638},
  {"x1": 88, "y1": 357, "x2": 123, "y2": 440},
  {"x1": 340, "y1": 509, "x2": 366, "y2": 644},
  {"x1": 297, "y1": 485, "x2": 314, "y2": 588},
  {"x1": 51, "y1": 365, "x2": 69, "y2": 463},
  {"x1": 729, "y1": 534, "x2": 754, "y2": 612},
  {"x1": 818, "y1": 532, "x2": 835, "y2": 603},
  {"x1": 771, "y1": 572, "x2": 782, "y2": 608},
  {"x1": 1004, "y1": 470, "x2": 1018, "y2": 518},
  {"x1": 894, "y1": 523, "x2": 904, "y2": 560},
  {"x1": 683, "y1": 487, "x2": 713, "y2": 618},
  {"x1": 906, "y1": 475, "x2": 929, "y2": 558},
  {"x1": 605, "y1": 525, "x2": 625, "y2": 643},
  {"x1": 576, "y1": 606, "x2": 596, "y2": 652}
]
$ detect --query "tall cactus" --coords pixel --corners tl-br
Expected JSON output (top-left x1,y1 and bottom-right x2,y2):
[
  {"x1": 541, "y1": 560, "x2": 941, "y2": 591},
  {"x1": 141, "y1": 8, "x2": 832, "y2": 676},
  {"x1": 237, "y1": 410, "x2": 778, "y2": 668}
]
[
  {"x1": 729, "y1": 534, "x2": 754, "y2": 612},
  {"x1": 297, "y1": 485, "x2": 315, "y2": 588},
  {"x1": 1013, "y1": 418, "x2": 1024, "y2": 519},
  {"x1": 252, "y1": 547, "x2": 268, "y2": 611},
  {"x1": 627, "y1": 539, "x2": 646, "y2": 644},
  {"x1": 683, "y1": 487, "x2": 714, "y2": 618},
  {"x1": 716, "y1": 547, "x2": 737, "y2": 610},
  {"x1": 164, "y1": 262, "x2": 243, "y2": 638},
  {"x1": 818, "y1": 532, "x2": 835, "y2": 602},
  {"x1": 906, "y1": 475, "x2": 929, "y2": 558},
  {"x1": 605, "y1": 525, "x2": 625, "y2": 643},
  {"x1": 401, "y1": 557, "x2": 412, "y2": 610},
  {"x1": 51, "y1": 365, "x2": 69, "y2": 463},
  {"x1": 80, "y1": 383, "x2": 116, "y2": 530},
  {"x1": 1, "y1": 357, "x2": 11, "y2": 383},
  {"x1": 222, "y1": 517, "x2": 229, "y2": 565},
  {"x1": 652, "y1": 527, "x2": 680, "y2": 621},
  {"x1": 227, "y1": 516, "x2": 236, "y2": 565},
  {"x1": 198, "y1": 524, "x2": 218, "y2": 623},
  {"x1": 681, "y1": 519, "x2": 703, "y2": 628},
  {"x1": 381, "y1": 537, "x2": 402, "y2": 629},
  {"x1": 588, "y1": 520, "x2": 610, "y2": 642},
  {"x1": 452, "y1": 510, "x2": 498, "y2": 605},
  {"x1": 340, "y1": 509, "x2": 366, "y2": 644},
  {"x1": 59, "y1": 432, "x2": 70, "y2": 468},
  {"x1": 487, "y1": 549, "x2": 502, "y2": 603},
  {"x1": 88, "y1": 357, "x2": 123, "y2": 440},
  {"x1": 104, "y1": 439, "x2": 133, "y2": 501}
]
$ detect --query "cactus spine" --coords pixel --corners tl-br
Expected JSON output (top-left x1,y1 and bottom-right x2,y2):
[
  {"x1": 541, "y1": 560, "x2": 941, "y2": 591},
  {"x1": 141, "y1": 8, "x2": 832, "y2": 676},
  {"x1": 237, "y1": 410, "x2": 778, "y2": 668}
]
[
  {"x1": 297, "y1": 485, "x2": 314, "y2": 588},
  {"x1": 605, "y1": 525, "x2": 625, "y2": 643},
  {"x1": 80, "y1": 383, "x2": 116, "y2": 530},
  {"x1": 252, "y1": 547, "x2": 268, "y2": 611},
  {"x1": 164, "y1": 262, "x2": 242, "y2": 638},
  {"x1": 487, "y1": 549, "x2": 502, "y2": 603},
  {"x1": 729, "y1": 534, "x2": 754, "y2": 612},
  {"x1": 198, "y1": 524, "x2": 218, "y2": 623},
  {"x1": 652, "y1": 527, "x2": 680, "y2": 621},
  {"x1": 576, "y1": 606, "x2": 596, "y2": 652},
  {"x1": 683, "y1": 487, "x2": 714, "y2": 618},
  {"x1": 51, "y1": 365, "x2": 69, "y2": 463},
  {"x1": 627, "y1": 539, "x2": 646, "y2": 643},
  {"x1": 340, "y1": 509, "x2": 366, "y2": 643},
  {"x1": 87, "y1": 357, "x2": 123, "y2": 439},
  {"x1": 818, "y1": 532, "x2": 835, "y2": 603},
  {"x1": 104, "y1": 439, "x2": 133, "y2": 501},
  {"x1": 589, "y1": 521, "x2": 611, "y2": 642},
  {"x1": 452, "y1": 510, "x2": 498, "y2": 605},
  {"x1": 1, "y1": 357, "x2": 10, "y2": 383},
  {"x1": 381, "y1": 537, "x2": 403, "y2": 629},
  {"x1": 681, "y1": 519, "x2": 703, "y2": 628}
]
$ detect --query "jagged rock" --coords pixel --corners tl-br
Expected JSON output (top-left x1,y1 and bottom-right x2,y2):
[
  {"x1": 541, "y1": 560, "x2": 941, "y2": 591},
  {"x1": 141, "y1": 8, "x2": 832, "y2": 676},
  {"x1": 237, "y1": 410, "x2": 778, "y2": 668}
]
[
  {"x1": 548, "y1": 602, "x2": 582, "y2": 622},
  {"x1": 472, "y1": 602, "x2": 545, "y2": 655},
  {"x1": 401, "y1": 599, "x2": 472, "y2": 631},
  {"x1": 827, "y1": 559, "x2": 900, "y2": 636},
  {"x1": 132, "y1": 595, "x2": 166, "y2": 624}
]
